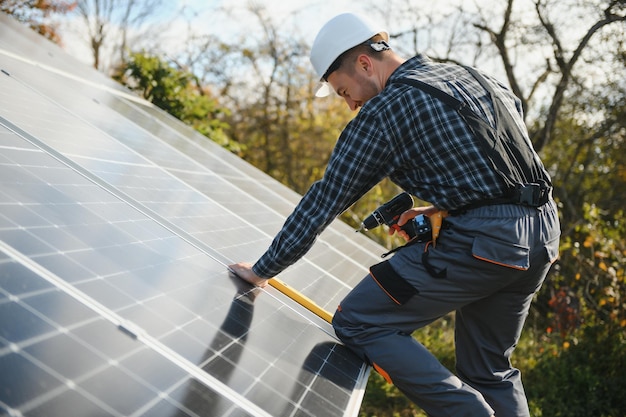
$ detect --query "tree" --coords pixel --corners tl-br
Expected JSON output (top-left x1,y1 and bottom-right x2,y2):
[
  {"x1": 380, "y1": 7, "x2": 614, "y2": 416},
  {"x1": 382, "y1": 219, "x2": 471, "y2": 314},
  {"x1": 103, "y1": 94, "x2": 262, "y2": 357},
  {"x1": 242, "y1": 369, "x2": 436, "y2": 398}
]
[
  {"x1": 73, "y1": 0, "x2": 174, "y2": 71},
  {"x1": 112, "y1": 52, "x2": 238, "y2": 152},
  {"x1": 0, "y1": 0, "x2": 76, "y2": 44},
  {"x1": 175, "y1": 4, "x2": 350, "y2": 194},
  {"x1": 535, "y1": 48, "x2": 626, "y2": 346},
  {"x1": 472, "y1": 0, "x2": 626, "y2": 152},
  {"x1": 370, "y1": 0, "x2": 625, "y2": 147}
]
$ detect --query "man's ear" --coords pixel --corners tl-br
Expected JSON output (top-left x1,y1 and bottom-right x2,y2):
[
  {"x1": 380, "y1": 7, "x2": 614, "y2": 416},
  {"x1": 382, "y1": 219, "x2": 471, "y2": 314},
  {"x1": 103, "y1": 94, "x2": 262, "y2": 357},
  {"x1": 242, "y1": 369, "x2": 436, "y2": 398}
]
[{"x1": 357, "y1": 54, "x2": 373, "y2": 74}]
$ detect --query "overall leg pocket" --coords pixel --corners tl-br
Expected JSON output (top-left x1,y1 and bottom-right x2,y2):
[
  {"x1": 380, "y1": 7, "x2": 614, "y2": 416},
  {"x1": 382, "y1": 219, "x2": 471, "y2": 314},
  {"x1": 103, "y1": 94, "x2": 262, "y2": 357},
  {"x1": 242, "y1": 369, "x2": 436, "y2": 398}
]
[
  {"x1": 472, "y1": 236, "x2": 530, "y2": 270},
  {"x1": 419, "y1": 233, "x2": 533, "y2": 294},
  {"x1": 370, "y1": 261, "x2": 419, "y2": 305}
]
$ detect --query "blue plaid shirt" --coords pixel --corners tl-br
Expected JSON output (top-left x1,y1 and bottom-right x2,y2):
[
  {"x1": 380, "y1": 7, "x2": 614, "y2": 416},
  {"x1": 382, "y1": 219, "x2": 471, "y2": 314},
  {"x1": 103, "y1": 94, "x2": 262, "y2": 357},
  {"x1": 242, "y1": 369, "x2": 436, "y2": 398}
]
[{"x1": 253, "y1": 54, "x2": 528, "y2": 278}]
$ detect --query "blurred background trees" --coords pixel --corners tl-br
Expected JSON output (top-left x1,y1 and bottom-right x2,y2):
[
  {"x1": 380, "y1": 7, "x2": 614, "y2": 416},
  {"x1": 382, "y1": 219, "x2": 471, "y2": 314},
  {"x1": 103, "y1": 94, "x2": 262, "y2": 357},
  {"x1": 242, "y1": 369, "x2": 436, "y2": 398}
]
[
  {"x1": 0, "y1": 0, "x2": 76, "y2": 43},
  {"x1": 73, "y1": 0, "x2": 175, "y2": 70},
  {"x1": 3, "y1": 0, "x2": 625, "y2": 415}
]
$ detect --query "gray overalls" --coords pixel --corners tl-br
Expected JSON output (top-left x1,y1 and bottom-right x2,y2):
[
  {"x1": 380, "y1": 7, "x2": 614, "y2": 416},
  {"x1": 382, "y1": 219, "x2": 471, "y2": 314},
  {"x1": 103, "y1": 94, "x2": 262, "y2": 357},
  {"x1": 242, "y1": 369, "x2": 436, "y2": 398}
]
[{"x1": 332, "y1": 68, "x2": 561, "y2": 417}]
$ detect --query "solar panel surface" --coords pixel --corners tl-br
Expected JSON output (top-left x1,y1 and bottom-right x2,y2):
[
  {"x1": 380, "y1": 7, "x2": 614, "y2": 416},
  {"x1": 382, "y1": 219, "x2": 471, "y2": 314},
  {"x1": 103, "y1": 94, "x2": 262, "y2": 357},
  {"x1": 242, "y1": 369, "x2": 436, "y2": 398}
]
[{"x1": 0, "y1": 12, "x2": 388, "y2": 417}]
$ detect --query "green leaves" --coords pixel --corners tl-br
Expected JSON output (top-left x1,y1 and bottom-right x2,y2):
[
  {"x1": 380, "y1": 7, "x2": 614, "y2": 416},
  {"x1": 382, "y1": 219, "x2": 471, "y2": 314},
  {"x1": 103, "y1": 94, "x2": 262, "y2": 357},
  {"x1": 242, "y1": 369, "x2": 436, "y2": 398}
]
[{"x1": 113, "y1": 52, "x2": 241, "y2": 152}]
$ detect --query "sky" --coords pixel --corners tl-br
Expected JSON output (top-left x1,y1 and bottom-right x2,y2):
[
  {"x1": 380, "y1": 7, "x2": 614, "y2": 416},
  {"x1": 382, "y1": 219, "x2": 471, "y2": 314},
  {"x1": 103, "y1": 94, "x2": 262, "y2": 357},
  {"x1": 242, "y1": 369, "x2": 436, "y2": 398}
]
[
  {"x1": 55, "y1": 0, "x2": 529, "y2": 109},
  {"x1": 53, "y1": 0, "x2": 624, "y2": 119},
  {"x1": 59, "y1": 0, "x2": 378, "y2": 68},
  {"x1": 178, "y1": 0, "x2": 373, "y2": 41}
]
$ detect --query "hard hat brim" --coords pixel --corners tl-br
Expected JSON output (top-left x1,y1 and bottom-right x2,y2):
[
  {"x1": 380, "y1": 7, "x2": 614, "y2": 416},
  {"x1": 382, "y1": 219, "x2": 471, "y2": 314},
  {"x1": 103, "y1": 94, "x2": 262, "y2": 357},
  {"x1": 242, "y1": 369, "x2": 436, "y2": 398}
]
[{"x1": 314, "y1": 82, "x2": 332, "y2": 97}]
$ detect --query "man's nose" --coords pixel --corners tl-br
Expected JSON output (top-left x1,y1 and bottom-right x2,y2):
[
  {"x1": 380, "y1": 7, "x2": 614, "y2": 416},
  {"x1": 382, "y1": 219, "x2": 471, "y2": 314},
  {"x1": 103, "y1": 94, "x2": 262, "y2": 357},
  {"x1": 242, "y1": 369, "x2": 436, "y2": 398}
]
[{"x1": 344, "y1": 97, "x2": 359, "y2": 111}]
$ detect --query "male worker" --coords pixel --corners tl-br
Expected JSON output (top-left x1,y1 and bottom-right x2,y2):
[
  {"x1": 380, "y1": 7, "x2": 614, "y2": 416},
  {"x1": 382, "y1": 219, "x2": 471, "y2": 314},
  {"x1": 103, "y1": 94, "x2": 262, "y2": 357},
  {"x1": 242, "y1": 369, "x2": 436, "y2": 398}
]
[{"x1": 230, "y1": 12, "x2": 560, "y2": 417}]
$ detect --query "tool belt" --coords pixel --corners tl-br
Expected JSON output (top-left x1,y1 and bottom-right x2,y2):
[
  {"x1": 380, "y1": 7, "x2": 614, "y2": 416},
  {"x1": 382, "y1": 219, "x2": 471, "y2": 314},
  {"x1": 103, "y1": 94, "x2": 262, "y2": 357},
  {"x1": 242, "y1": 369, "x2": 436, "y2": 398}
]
[
  {"x1": 380, "y1": 182, "x2": 551, "y2": 257},
  {"x1": 450, "y1": 182, "x2": 552, "y2": 216}
]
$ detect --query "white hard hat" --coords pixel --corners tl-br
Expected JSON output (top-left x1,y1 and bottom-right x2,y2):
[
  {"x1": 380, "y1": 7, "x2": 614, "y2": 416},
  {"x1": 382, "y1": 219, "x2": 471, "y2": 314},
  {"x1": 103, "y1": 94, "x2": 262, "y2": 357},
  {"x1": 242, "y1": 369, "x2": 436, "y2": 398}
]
[{"x1": 310, "y1": 13, "x2": 388, "y2": 97}]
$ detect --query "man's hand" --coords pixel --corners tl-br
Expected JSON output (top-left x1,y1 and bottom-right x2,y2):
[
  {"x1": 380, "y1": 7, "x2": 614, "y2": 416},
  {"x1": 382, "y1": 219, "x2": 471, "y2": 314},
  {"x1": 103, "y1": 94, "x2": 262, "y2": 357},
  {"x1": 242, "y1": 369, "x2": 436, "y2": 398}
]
[
  {"x1": 391, "y1": 205, "x2": 440, "y2": 240},
  {"x1": 228, "y1": 262, "x2": 270, "y2": 288}
]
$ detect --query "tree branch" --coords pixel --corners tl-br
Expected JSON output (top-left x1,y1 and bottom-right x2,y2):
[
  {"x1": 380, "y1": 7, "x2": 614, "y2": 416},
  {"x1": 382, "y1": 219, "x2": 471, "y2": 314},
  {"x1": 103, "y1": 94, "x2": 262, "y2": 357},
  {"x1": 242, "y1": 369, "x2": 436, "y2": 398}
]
[
  {"x1": 473, "y1": 0, "x2": 529, "y2": 117},
  {"x1": 533, "y1": 1, "x2": 626, "y2": 151}
]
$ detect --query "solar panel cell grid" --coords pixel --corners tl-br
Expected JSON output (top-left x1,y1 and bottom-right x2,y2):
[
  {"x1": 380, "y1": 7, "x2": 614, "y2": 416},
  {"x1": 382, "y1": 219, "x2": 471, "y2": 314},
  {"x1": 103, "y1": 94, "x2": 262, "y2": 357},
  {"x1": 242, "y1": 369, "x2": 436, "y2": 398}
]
[
  {"x1": 0, "y1": 13, "x2": 380, "y2": 416},
  {"x1": 0, "y1": 129, "x2": 368, "y2": 416}
]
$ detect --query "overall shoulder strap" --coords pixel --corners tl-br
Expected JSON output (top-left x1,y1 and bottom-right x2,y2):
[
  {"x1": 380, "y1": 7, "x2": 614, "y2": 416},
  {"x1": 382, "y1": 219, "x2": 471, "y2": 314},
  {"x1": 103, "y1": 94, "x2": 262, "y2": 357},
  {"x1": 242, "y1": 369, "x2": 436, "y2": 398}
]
[
  {"x1": 394, "y1": 77, "x2": 465, "y2": 111},
  {"x1": 393, "y1": 69, "x2": 553, "y2": 197}
]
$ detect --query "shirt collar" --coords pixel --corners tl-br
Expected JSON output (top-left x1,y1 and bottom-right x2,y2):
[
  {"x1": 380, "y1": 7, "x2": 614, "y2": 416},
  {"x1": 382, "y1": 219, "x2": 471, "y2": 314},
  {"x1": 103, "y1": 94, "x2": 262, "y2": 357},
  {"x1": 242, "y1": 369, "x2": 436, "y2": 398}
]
[{"x1": 386, "y1": 54, "x2": 431, "y2": 86}]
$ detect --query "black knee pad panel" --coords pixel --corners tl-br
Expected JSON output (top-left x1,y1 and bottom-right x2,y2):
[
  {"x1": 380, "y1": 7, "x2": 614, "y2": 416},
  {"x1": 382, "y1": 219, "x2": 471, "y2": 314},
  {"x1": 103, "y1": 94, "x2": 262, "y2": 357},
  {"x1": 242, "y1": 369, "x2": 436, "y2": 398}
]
[{"x1": 370, "y1": 261, "x2": 418, "y2": 305}]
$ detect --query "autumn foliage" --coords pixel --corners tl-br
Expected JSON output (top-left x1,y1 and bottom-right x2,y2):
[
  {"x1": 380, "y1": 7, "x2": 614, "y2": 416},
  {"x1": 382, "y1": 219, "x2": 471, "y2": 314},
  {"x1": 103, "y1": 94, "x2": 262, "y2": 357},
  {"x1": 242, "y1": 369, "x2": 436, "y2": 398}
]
[{"x1": 0, "y1": 0, "x2": 76, "y2": 44}]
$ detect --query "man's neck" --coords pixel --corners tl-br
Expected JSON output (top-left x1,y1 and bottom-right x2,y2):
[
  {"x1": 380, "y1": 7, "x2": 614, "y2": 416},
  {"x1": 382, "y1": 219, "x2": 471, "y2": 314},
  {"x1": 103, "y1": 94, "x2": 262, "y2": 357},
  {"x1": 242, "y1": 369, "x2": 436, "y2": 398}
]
[{"x1": 379, "y1": 54, "x2": 407, "y2": 87}]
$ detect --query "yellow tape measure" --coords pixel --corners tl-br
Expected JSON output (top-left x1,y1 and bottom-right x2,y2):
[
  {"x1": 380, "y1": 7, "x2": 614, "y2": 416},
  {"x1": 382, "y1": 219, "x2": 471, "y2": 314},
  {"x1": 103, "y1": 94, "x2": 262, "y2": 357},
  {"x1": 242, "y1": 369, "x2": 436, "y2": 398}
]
[{"x1": 268, "y1": 278, "x2": 334, "y2": 324}]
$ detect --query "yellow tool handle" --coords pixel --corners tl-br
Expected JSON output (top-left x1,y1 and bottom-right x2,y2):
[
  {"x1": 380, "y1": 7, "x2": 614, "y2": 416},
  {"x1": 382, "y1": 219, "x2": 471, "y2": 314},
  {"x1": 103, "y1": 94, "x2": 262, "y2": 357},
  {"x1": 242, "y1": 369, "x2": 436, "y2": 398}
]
[
  {"x1": 428, "y1": 210, "x2": 448, "y2": 247},
  {"x1": 268, "y1": 278, "x2": 334, "y2": 323}
]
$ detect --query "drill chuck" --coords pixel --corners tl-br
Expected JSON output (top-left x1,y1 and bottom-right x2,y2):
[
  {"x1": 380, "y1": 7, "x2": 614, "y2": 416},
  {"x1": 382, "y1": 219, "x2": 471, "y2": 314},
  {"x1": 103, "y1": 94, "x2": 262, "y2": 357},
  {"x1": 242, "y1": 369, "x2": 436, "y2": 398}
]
[{"x1": 361, "y1": 210, "x2": 386, "y2": 231}]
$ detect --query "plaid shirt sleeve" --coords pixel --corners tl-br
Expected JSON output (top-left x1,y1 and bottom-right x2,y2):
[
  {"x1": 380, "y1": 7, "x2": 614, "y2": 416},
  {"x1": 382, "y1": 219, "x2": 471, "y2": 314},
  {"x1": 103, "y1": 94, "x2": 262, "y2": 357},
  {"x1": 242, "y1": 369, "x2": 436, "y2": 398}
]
[{"x1": 252, "y1": 113, "x2": 394, "y2": 279}]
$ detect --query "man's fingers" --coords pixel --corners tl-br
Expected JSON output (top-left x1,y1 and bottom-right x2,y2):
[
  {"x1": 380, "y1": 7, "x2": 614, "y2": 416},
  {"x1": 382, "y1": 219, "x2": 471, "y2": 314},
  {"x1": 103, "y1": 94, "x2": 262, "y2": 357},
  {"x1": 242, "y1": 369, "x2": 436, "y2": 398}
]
[{"x1": 228, "y1": 262, "x2": 269, "y2": 288}]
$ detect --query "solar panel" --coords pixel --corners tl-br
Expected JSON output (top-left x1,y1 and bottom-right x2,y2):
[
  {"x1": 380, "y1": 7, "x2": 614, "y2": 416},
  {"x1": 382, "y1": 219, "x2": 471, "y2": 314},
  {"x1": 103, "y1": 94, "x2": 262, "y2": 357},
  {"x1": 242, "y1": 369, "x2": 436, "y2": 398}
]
[{"x1": 0, "y1": 12, "x2": 386, "y2": 417}]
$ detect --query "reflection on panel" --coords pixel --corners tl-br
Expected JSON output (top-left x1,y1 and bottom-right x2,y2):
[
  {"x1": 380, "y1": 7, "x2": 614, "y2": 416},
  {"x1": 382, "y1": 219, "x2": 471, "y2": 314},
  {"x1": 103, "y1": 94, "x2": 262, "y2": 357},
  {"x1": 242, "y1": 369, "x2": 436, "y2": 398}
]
[{"x1": 0, "y1": 12, "x2": 380, "y2": 417}]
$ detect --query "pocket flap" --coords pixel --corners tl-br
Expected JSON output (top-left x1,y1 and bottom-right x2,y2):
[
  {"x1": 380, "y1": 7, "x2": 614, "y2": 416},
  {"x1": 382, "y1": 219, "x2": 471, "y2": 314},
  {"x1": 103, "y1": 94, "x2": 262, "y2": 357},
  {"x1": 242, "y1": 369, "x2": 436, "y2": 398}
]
[{"x1": 472, "y1": 236, "x2": 530, "y2": 270}]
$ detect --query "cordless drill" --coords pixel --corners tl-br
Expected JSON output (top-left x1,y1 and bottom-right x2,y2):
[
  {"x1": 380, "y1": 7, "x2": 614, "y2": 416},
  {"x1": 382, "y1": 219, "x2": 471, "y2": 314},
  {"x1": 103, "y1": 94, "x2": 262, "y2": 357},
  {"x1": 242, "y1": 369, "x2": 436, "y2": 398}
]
[
  {"x1": 359, "y1": 192, "x2": 424, "y2": 239},
  {"x1": 359, "y1": 192, "x2": 443, "y2": 245},
  {"x1": 357, "y1": 192, "x2": 434, "y2": 242}
]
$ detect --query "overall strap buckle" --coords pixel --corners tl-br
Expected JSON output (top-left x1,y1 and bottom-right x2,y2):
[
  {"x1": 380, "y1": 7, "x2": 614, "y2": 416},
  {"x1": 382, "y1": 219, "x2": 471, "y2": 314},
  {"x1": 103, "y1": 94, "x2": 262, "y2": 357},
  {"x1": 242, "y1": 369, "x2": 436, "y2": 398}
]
[{"x1": 511, "y1": 183, "x2": 551, "y2": 207}]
